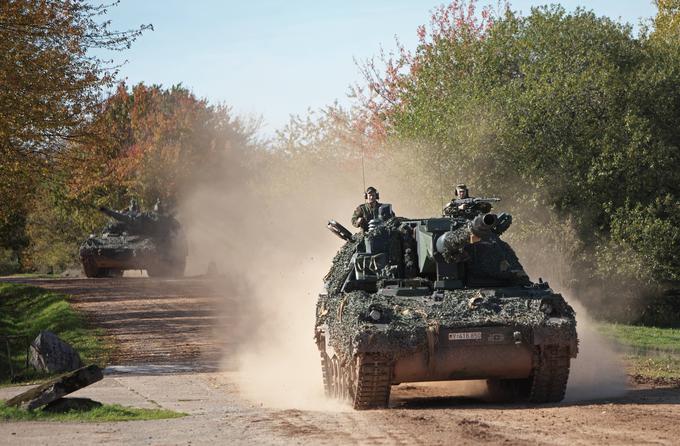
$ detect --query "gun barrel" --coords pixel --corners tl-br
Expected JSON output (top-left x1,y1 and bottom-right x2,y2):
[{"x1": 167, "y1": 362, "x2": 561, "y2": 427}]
[
  {"x1": 99, "y1": 206, "x2": 133, "y2": 224},
  {"x1": 434, "y1": 213, "x2": 498, "y2": 263},
  {"x1": 327, "y1": 220, "x2": 353, "y2": 241},
  {"x1": 471, "y1": 213, "x2": 497, "y2": 236}
]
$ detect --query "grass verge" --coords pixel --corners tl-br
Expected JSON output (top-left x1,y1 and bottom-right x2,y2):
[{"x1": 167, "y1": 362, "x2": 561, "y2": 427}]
[
  {"x1": 599, "y1": 323, "x2": 680, "y2": 384},
  {"x1": 0, "y1": 401, "x2": 185, "y2": 422},
  {"x1": 0, "y1": 282, "x2": 108, "y2": 384}
]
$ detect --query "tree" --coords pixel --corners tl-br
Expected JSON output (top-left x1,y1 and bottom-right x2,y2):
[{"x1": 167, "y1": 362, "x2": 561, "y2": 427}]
[
  {"x1": 67, "y1": 83, "x2": 260, "y2": 209},
  {"x1": 0, "y1": 0, "x2": 149, "y2": 263},
  {"x1": 22, "y1": 83, "x2": 260, "y2": 272},
  {"x1": 352, "y1": 1, "x2": 680, "y2": 315},
  {"x1": 653, "y1": 0, "x2": 680, "y2": 41}
]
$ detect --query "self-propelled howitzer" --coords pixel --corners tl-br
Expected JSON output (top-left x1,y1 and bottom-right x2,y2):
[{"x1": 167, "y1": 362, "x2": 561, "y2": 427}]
[{"x1": 316, "y1": 209, "x2": 578, "y2": 409}]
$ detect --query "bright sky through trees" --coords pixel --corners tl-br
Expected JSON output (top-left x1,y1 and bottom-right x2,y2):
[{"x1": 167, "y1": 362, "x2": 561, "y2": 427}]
[{"x1": 101, "y1": 1, "x2": 656, "y2": 135}]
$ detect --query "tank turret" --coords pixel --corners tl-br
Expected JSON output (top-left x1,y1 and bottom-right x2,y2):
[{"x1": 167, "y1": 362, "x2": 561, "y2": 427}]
[{"x1": 98, "y1": 206, "x2": 134, "y2": 224}]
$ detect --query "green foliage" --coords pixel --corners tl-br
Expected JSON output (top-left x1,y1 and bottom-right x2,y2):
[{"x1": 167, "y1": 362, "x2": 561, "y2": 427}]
[
  {"x1": 0, "y1": 402, "x2": 184, "y2": 422},
  {"x1": 0, "y1": 0, "x2": 148, "y2": 224},
  {"x1": 356, "y1": 3, "x2": 680, "y2": 317},
  {"x1": 0, "y1": 1, "x2": 148, "y2": 270},
  {"x1": 652, "y1": 0, "x2": 680, "y2": 42},
  {"x1": 0, "y1": 249, "x2": 20, "y2": 276},
  {"x1": 600, "y1": 196, "x2": 680, "y2": 283},
  {"x1": 0, "y1": 283, "x2": 107, "y2": 382},
  {"x1": 22, "y1": 185, "x2": 100, "y2": 273}
]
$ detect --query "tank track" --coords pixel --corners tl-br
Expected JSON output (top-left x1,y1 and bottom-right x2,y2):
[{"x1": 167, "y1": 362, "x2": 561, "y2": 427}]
[
  {"x1": 528, "y1": 345, "x2": 571, "y2": 403},
  {"x1": 352, "y1": 354, "x2": 393, "y2": 410}
]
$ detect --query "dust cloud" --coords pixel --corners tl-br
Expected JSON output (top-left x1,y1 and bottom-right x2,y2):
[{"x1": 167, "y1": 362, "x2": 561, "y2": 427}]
[
  {"x1": 177, "y1": 137, "x2": 629, "y2": 409},
  {"x1": 563, "y1": 298, "x2": 628, "y2": 402},
  {"x1": 517, "y1": 226, "x2": 629, "y2": 402},
  {"x1": 178, "y1": 149, "x2": 413, "y2": 410}
]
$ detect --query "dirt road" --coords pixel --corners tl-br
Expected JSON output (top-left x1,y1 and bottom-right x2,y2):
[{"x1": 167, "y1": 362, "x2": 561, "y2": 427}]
[{"x1": 1, "y1": 277, "x2": 678, "y2": 445}]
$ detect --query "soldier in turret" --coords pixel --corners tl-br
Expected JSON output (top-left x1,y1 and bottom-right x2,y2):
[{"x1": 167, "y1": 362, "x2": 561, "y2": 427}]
[
  {"x1": 443, "y1": 184, "x2": 498, "y2": 219},
  {"x1": 153, "y1": 198, "x2": 164, "y2": 214},
  {"x1": 128, "y1": 198, "x2": 140, "y2": 217},
  {"x1": 351, "y1": 186, "x2": 394, "y2": 232}
]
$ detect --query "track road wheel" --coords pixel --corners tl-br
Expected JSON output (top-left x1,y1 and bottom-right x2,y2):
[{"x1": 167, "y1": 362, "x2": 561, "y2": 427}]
[
  {"x1": 104, "y1": 269, "x2": 123, "y2": 278},
  {"x1": 351, "y1": 354, "x2": 392, "y2": 410},
  {"x1": 329, "y1": 355, "x2": 348, "y2": 400},
  {"x1": 320, "y1": 351, "x2": 331, "y2": 397},
  {"x1": 528, "y1": 345, "x2": 571, "y2": 403},
  {"x1": 81, "y1": 257, "x2": 103, "y2": 278},
  {"x1": 486, "y1": 378, "x2": 531, "y2": 402}
]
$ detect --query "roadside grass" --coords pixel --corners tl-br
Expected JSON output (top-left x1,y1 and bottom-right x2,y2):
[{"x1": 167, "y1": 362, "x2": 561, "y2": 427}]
[
  {"x1": 0, "y1": 282, "x2": 108, "y2": 384},
  {"x1": 0, "y1": 273, "x2": 60, "y2": 279},
  {"x1": 0, "y1": 401, "x2": 185, "y2": 422},
  {"x1": 599, "y1": 323, "x2": 680, "y2": 382}
]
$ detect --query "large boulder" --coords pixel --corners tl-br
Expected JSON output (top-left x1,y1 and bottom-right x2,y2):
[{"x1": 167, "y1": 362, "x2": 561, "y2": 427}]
[{"x1": 29, "y1": 330, "x2": 83, "y2": 373}]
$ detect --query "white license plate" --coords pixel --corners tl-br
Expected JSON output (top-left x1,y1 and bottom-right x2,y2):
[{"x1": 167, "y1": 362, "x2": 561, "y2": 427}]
[{"x1": 448, "y1": 331, "x2": 482, "y2": 341}]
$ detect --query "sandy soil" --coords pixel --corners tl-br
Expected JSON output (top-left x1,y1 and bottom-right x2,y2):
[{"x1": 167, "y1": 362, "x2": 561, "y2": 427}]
[{"x1": 1, "y1": 277, "x2": 678, "y2": 446}]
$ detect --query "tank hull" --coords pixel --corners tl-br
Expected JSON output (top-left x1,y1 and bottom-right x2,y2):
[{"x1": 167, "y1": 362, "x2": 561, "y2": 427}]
[
  {"x1": 79, "y1": 235, "x2": 186, "y2": 278},
  {"x1": 393, "y1": 343, "x2": 533, "y2": 383},
  {"x1": 316, "y1": 285, "x2": 578, "y2": 409}
]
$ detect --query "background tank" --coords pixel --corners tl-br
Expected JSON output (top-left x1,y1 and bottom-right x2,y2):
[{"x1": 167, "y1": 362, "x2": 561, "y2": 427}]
[
  {"x1": 79, "y1": 204, "x2": 187, "y2": 278},
  {"x1": 316, "y1": 208, "x2": 578, "y2": 409}
]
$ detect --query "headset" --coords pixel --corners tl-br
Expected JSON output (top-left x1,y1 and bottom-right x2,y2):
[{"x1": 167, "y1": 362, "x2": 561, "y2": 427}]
[{"x1": 364, "y1": 186, "x2": 379, "y2": 200}]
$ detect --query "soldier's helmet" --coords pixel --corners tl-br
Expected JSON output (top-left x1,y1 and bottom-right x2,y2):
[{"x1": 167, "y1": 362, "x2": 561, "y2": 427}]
[{"x1": 365, "y1": 186, "x2": 379, "y2": 200}]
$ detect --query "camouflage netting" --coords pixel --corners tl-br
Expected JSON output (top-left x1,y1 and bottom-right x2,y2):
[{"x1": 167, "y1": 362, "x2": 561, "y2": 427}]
[
  {"x1": 317, "y1": 287, "x2": 576, "y2": 362},
  {"x1": 463, "y1": 236, "x2": 531, "y2": 285},
  {"x1": 323, "y1": 235, "x2": 364, "y2": 294}
]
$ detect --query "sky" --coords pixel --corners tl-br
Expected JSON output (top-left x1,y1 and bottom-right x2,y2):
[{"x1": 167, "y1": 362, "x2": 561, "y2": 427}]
[{"x1": 101, "y1": 1, "x2": 658, "y2": 136}]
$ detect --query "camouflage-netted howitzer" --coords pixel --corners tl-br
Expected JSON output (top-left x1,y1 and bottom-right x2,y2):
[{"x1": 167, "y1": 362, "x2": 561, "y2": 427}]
[
  {"x1": 316, "y1": 207, "x2": 578, "y2": 409},
  {"x1": 79, "y1": 203, "x2": 187, "y2": 278}
]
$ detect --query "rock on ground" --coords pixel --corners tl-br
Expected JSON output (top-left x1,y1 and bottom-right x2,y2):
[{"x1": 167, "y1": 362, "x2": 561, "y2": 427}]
[{"x1": 29, "y1": 330, "x2": 83, "y2": 373}]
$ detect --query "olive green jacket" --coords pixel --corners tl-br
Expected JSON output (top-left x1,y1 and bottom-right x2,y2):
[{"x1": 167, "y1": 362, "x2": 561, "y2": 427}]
[{"x1": 351, "y1": 202, "x2": 382, "y2": 231}]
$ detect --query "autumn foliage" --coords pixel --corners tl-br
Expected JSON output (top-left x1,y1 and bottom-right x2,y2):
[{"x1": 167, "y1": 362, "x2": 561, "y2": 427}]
[{"x1": 68, "y1": 83, "x2": 256, "y2": 209}]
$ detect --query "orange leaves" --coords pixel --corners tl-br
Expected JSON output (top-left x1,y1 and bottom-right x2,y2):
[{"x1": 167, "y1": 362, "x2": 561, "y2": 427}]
[{"x1": 67, "y1": 82, "x2": 254, "y2": 208}]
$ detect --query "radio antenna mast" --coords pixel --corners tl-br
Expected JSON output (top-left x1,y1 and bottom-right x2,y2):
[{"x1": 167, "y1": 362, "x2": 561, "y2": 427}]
[
  {"x1": 361, "y1": 143, "x2": 367, "y2": 193},
  {"x1": 439, "y1": 147, "x2": 445, "y2": 211}
]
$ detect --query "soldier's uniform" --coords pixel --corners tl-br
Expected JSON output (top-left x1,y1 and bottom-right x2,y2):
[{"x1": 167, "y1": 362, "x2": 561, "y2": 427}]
[
  {"x1": 442, "y1": 183, "x2": 493, "y2": 219},
  {"x1": 352, "y1": 202, "x2": 383, "y2": 232}
]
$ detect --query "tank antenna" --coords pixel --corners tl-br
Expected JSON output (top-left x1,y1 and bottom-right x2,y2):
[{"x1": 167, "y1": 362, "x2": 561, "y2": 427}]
[
  {"x1": 361, "y1": 143, "x2": 367, "y2": 193},
  {"x1": 438, "y1": 148, "x2": 445, "y2": 211}
]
